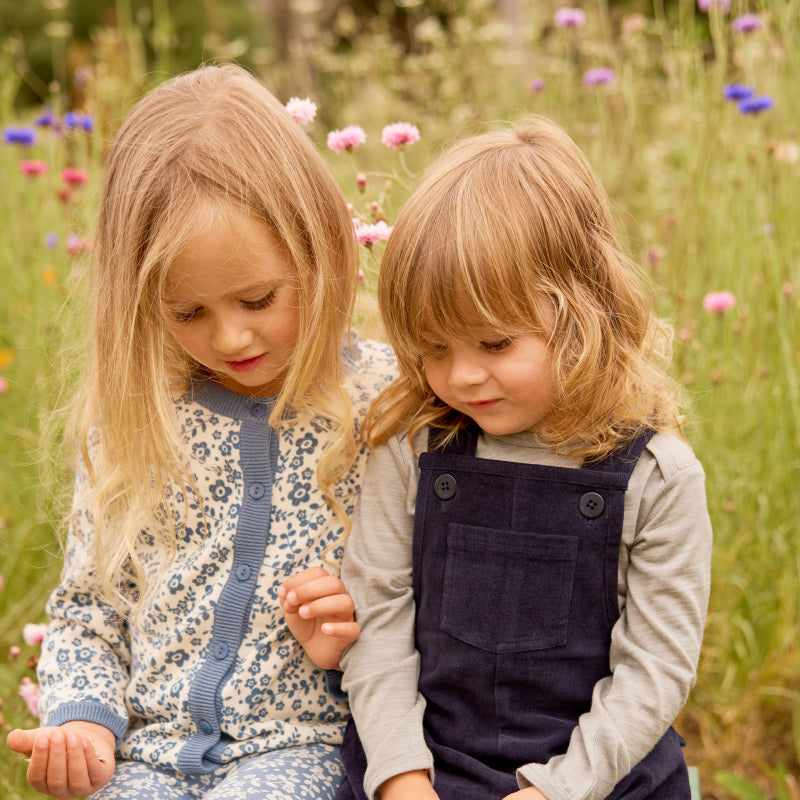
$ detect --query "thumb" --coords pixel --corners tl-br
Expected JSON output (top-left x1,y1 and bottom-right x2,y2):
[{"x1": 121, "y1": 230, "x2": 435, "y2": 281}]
[{"x1": 7, "y1": 728, "x2": 38, "y2": 754}]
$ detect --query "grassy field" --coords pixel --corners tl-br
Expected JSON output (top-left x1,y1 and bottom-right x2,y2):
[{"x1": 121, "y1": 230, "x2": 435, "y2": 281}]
[{"x1": 0, "y1": 1, "x2": 798, "y2": 798}]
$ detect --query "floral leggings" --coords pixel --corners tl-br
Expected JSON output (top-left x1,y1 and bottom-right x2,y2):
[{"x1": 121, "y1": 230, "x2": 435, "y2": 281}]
[{"x1": 89, "y1": 744, "x2": 343, "y2": 799}]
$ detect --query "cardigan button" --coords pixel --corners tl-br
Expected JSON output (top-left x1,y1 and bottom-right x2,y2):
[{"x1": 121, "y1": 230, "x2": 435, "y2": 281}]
[
  {"x1": 235, "y1": 564, "x2": 252, "y2": 581},
  {"x1": 248, "y1": 482, "x2": 266, "y2": 500},
  {"x1": 433, "y1": 474, "x2": 457, "y2": 500},
  {"x1": 213, "y1": 642, "x2": 230, "y2": 660},
  {"x1": 250, "y1": 403, "x2": 268, "y2": 418},
  {"x1": 198, "y1": 719, "x2": 213, "y2": 735},
  {"x1": 579, "y1": 492, "x2": 605, "y2": 519}
]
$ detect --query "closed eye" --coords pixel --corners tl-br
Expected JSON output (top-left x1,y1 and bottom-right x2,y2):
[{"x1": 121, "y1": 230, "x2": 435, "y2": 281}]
[
  {"x1": 480, "y1": 338, "x2": 513, "y2": 353},
  {"x1": 241, "y1": 290, "x2": 276, "y2": 311},
  {"x1": 172, "y1": 307, "x2": 201, "y2": 323}
]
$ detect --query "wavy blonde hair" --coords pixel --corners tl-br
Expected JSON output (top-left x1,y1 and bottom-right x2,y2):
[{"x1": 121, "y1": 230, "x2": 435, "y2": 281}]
[
  {"x1": 67, "y1": 64, "x2": 359, "y2": 614},
  {"x1": 365, "y1": 116, "x2": 681, "y2": 459}
]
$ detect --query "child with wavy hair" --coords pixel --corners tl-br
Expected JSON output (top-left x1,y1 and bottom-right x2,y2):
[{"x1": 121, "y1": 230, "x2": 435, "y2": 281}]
[
  {"x1": 6, "y1": 64, "x2": 394, "y2": 799},
  {"x1": 323, "y1": 117, "x2": 712, "y2": 800}
]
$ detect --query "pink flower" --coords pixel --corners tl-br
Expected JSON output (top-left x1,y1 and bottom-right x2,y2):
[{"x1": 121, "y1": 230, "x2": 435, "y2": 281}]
[
  {"x1": 381, "y1": 122, "x2": 420, "y2": 149},
  {"x1": 9, "y1": 645, "x2": 20, "y2": 659},
  {"x1": 285, "y1": 97, "x2": 317, "y2": 126},
  {"x1": 19, "y1": 677, "x2": 41, "y2": 718},
  {"x1": 23, "y1": 623, "x2": 49, "y2": 646},
  {"x1": 61, "y1": 167, "x2": 88, "y2": 185},
  {"x1": 702, "y1": 291, "x2": 737, "y2": 312},
  {"x1": 20, "y1": 160, "x2": 48, "y2": 176},
  {"x1": 356, "y1": 173, "x2": 367, "y2": 192},
  {"x1": 554, "y1": 7, "x2": 586, "y2": 27},
  {"x1": 355, "y1": 220, "x2": 392, "y2": 246},
  {"x1": 327, "y1": 126, "x2": 367, "y2": 153},
  {"x1": 66, "y1": 234, "x2": 94, "y2": 255},
  {"x1": 698, "y1": 0, "x2": 731, "y2": 12},
  {"x1": 732, "y1": 13, "x2": 762, "y2": 32},
  {"x1": 583, "y1": 68, "x2": 616, "y2": 86}
]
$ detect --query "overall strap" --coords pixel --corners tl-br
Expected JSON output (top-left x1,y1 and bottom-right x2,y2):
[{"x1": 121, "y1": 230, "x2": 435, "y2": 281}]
[{"x1": 584, "y1": 430, "x2": 655, "y2": 475}]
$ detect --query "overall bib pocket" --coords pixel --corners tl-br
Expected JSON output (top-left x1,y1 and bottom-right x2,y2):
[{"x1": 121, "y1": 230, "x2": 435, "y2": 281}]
[{"x1": 440, "y1": 523, "x2": 578, "y2": 653}]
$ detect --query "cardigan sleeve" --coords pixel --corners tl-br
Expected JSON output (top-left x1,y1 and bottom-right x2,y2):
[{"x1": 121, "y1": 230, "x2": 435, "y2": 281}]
[
  {"x1": 37, "y1": 464, "x2": 131, "y2": 741},
  {"x1": 516, "y1": 434, "x2": 712, "y2": 800}
]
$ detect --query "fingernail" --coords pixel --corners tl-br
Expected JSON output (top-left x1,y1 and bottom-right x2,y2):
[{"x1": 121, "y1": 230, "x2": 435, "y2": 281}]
[
  {"x1": 322, "y1": 623, "x2": 333, "y2": 635},
  {"x1": 276, "y1": 586, "x2": 286, "y2": 598},
  {"x1": 299, "y1": 605, "x2": 309, "y2": 618},
  {"x1": 66, "y1": 733, "x2": 78, "y2": 747},
  {"x1": 287, "y1": 591, "x2": 297, "y2": 605}
]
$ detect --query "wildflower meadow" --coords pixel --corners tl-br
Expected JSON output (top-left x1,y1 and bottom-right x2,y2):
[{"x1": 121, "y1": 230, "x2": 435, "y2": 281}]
[{"x1": 1, "y1": 1, "x2": 798, "y2": 798}]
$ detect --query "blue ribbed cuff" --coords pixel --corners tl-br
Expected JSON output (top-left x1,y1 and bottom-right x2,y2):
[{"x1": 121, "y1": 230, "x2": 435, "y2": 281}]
[{"x1": 44, "y1": 701, "x2": 128, "y2": 742}]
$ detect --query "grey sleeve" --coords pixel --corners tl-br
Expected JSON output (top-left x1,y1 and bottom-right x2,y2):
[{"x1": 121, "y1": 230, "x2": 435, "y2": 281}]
[
  {"x1": 340, "y1": 435, "x2": 434, "y2": 800},
  {"x1": 516, "y1": 435, "x2": 712, "y2": 800}
]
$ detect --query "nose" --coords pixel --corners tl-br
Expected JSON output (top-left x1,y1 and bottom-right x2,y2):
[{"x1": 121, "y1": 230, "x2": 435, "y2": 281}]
[
  {"x1": 211, "y1": 313, "x2": 254, "y2": 356},
  {"x1": 447, "y1": 348, "x2": 488, "y2": 388}
]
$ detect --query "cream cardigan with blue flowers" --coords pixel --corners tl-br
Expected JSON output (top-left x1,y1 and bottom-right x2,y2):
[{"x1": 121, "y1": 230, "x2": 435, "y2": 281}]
[{"x1": 37, "y1": 337, "x2": 395, "y2": 773}]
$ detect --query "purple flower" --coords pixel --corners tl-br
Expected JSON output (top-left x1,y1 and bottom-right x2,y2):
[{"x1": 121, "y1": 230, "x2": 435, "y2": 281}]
[
  {"x1": 35, "y1": 109, "x2": 57, "y2": 127},
  {"x1": 285, "y1": 97, "x2": 317, "y2": 126},
  {"x1": 698, "y1": 0, "x2": 731, "y2": 12},
  {"x1": 381, "y1": 122, "x2": 420, "y2": 149},
  {"x1": 732, "y1": 14, "x2": 762, "y2": 32},
  {"x1": 554, "y1": 7, "x2": 586, "y2": 27},
  {"x1": 327, "y1": 126, "x2": 367, "y2": 153},
  {"x1": 63, "y1": 112, "x2": 94, "y2": 133},
  {"x1": 738, "y1": 95, "x2": 774, "y2": 114},
  {"x1": 3, "y1": 126, "x2": 36, "y2": 145},
  {"x1": 723, "y1": 83, "x2": 755, "y2": 101},
  {"x1": 45, "y1": 232, "x2": 58, "y2": 248},
  {"x1": 529, "y1": 78, "x2": 546, "y2": 93},
  {"x1": 583, "y1": 67, "x2": 616, "y2": 86}
]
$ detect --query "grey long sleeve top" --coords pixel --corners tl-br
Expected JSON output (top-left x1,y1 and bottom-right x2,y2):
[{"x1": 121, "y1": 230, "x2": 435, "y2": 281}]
[{"x1": 340, "y1": 429, "x2": 712, "y2": 800}]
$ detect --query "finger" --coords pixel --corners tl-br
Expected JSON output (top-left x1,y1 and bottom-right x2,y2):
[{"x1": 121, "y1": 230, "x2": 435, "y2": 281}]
[
  {"x1": 64, "y1": 731, "x2": 92, "y2": 795},
  {"x1": 26, "y1": 733, "x2": 52, "y2": 794},
  {"x1": 297, "y1": 593, "x2": 355, "y2": 621},
  {"x1": 46, "y1": 727, "x2": 70, "y2": 798},
  {"x1": 321, "y1": 621, "x2": 361, "y2": 643},
  {"x1": 277, "y1": 566, "x2": 330, "y2": 598},
  {"x1": 7, "y1": 728, "x2": 38, "y2": 755},
  {"x1": 286, "y1": 574, "x2": 348, "y2": 608}
]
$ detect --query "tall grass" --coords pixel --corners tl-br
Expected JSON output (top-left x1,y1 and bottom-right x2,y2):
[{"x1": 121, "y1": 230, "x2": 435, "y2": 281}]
[{"x1": 0, "y1": 1, "x2": 798, "y2": 798}]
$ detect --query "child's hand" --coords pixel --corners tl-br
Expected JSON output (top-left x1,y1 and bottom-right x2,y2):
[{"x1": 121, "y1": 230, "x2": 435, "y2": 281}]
[
  {"x1": 504, "y1": 788, "x2": 550, "y2": 800},
  {"x1": 7, "y1": 721, "x2": 115, "y2": 799},
  {"x1": 278, "y1": 566, "x2": 360, "y2": 670},
  {"x1": 379, "y1": 770, "x2": 440, "y2": 800}
]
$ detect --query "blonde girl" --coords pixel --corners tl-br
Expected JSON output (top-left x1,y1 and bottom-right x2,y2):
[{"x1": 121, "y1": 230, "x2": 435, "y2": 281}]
[
  {"x1": 7, "y1": 64, "x2": 394, "y2": 799},
  {"x1": 324, "y1": 118, "x2": 712, "y2": 800}
]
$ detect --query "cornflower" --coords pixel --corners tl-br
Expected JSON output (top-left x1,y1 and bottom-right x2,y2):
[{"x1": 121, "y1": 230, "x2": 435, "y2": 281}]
[
  {"x1": 554, "y1": 7, "x2": 586, "y2": 27},
  {"x1": 381, "y1": 122, "x2": 420, "y2": 149},
  {"x1": 63, "y1": 112, "x2": 94, "y2": 133},
  {"x1": 723, "y1": 83, "x2": 754, "y2": 101},
  {"x1": 327, "y1": 126, "x2": 367, "y2": 153},
  {"x1": 738, "y1": 95, "x2": 774, "y2": 114},
  {"x1": 285, "y1": 97, "x2": 317, "y2": 126},
  {"x1": 3, "y1": 126, "x2": 36, "y2": 145}
]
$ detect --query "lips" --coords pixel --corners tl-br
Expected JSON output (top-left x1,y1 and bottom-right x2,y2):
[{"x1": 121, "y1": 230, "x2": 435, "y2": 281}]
[
  {"x1": 226, "y1": 354, "x2": 265, "y2": 373},
  {"x1": 465, "y1": 399, "x2": 501, "y2": 411}
]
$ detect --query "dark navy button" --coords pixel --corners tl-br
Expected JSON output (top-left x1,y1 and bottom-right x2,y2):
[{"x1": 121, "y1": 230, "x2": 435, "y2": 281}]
[
  {"x1": 235, "y1": 564, "x2": 252, "y2": 581},
  {"x1": 213, "y1": 642, "x2": 230, "y2": 660},
  {"x1": 248, "y1": 482, "x2": 266, "y2": 500},
  {"x1": 198, "y1": 719, "x2": 213, "y2": 735},
  {"x1": 579, "y1": 492, "x2": 605, "y2": 519},
  {"x1": 250, "y1": 403, "x2": 268, "y2": 418},
  {"x1": 433, "y1": 474, "x2": 457, "y2": 500}
]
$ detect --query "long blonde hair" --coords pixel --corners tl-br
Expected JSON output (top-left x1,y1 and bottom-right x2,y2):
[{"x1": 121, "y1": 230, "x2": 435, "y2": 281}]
[
  {"x1": 366, "y1": 117, "x2": 681, "y2": 459},
  {"x1": 68, "y1": 64, "x2": 359, "y2": 613}
]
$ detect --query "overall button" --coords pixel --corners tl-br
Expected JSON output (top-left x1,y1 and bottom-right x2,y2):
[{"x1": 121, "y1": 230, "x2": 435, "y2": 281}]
[
  {"x1": 235, "y1": 564, "x2": 252, "y2": 581},
  {"x1": 198, "y1": 719, "x2": 214, "y2": 735},
  {"x1": 248, "y1": 482, "x2": 266, "y2": 500},
  {"x1": 212, "y1": 642, "x2": 230, "y2": 660},
  {"x1": 250, "y1": 403, "x2": 268, "y2": 418},
  {"x1": 579, "y1": 492, "x2": 605, "y2": 519},
  {"x1": 433, "y1": 474, "x2": 457, "y2": 500}
]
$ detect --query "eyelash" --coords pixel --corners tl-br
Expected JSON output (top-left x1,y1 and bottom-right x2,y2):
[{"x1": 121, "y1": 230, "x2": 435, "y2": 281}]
[
  {"x1": 423, "y1": 338, "x2": 513, "y2": 357},
  {"x1": 172, "y1": 291, "x2": 276, "y2": 323}
]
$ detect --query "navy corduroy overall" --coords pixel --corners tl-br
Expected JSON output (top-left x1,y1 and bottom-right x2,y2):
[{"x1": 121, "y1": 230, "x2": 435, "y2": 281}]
[{"x1": 336, "y1": 428, "x2": 689, "y2": 800}]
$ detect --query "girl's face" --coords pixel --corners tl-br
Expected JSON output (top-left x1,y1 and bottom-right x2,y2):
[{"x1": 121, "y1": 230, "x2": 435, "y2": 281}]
[
  {"x1": 164, "y1": 209, "x2": 301, "y2": 397},
  {"x1": 420, "y1": 327, "x2": 556, "y2": 436}
]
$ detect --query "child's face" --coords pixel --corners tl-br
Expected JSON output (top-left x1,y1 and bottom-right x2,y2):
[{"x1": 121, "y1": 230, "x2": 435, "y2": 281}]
[
  {"x1": 420, "y1": 330, "x2": 556, "y2": 436},
  {"x1": 164, "y1": 209, "x2": 300, "y2": 397}
]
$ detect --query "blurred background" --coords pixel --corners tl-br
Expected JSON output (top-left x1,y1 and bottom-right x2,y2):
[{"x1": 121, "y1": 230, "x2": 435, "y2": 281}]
[{"x1": 1, "y1": 1, "x2": 798, "y2": 798}]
